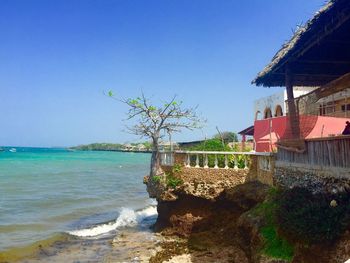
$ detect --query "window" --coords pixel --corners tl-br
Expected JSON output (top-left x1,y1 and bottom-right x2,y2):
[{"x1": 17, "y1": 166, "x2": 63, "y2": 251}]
[
  {"x1": 264, "y1": 108, "x2": 272, "y2": 119},
  {"x1": 341, "y1": 104, "x2": 350, "y2": 112},
  {"x1": 319, "y1": 102, "x2": 335, "y2": 116},
  {"x1": 255, "y1": 111, "x2": 262, "y2": 120},
  {"x1": 275, "y1": 105, "x2": 283, "y2": 117}
]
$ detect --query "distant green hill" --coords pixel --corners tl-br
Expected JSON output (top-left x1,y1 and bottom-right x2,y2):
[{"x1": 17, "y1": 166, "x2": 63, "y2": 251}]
[
  {"x1": 70, "y1": 142, "x2": 152, "y2": 152},
  {"x1": 70, "y1": 143, "x2": 124, "y2": 151}
]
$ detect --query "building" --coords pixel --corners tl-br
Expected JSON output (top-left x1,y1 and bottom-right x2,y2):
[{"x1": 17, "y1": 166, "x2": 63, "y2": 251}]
[
  {"x1": 254, "y1": 87, "x2": 316, "y2": 121},
  {"x1": 252, "y1": 0, "x2": 350, "y2": 174},
  {"x1": 252, "y1": 0, "x2": 350, "y2": 152},
  {"x1": 136, "y1": 144, "x2": 147, "y2": 151},
  {"x1": 253, "y1": 86, "x2": 350, "y2": 152},
  {"x1": 159, "y1": 141, "x2": 179, "y2": 151},
  {"x1": 122, "y1": 143, "x2": 134, "y2": 151}
]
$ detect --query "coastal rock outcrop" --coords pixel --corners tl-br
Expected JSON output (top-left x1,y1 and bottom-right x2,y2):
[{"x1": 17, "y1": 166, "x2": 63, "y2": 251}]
[
  {"x1": 146, "y1": 166, "x2": 350, "y2": 263},
  {"x1": 145, "y1": 171, "x2": 274, "y2": 262}
]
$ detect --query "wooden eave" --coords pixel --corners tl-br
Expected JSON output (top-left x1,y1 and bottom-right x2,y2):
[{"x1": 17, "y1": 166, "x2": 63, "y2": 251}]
[{"x1": 238, "y1": 125, "x2": 254, "y2": 136}]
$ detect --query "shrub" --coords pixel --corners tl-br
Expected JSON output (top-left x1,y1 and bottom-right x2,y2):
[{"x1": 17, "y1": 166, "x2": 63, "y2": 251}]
[
  {"x1": 189, "y1": 138, "x2": 231, "y2": 152},
  {"x1": 172, "y1": 164, "x2": 182, "y2": 173},
  {"x1": 166, "y1": 174, "x2": 183, "y2": 189},
  {"x1": 152, "y1": 175, "x2": 162, "y2": 183},
  {"x1": 276, "y1": 187, "x2": 350, "y2": 244},
  {"x1": 228, "y1": 154, "x2": 247, "y2": 169}
]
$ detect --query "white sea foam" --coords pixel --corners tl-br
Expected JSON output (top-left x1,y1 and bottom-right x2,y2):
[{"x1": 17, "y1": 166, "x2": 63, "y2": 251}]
[{"x1": 68, "y1": 206, "x2": 158, "y2": 237}]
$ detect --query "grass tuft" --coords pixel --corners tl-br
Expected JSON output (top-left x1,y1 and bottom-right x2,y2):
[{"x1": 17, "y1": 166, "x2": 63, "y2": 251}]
[
  {"x1": 251, "y1": 187, "x2": 294, "y2": 262},
  {"x1": 261, "y1": 226, "x2": 294, "y2": 261}
]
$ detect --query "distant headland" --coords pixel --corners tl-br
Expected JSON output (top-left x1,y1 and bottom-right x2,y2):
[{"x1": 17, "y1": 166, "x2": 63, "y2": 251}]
[{"x1": 69, "y1": 142, "x2": 152, "y2": 153}]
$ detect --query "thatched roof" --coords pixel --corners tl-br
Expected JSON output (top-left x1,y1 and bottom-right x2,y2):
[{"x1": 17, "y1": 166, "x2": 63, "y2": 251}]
[{"x1": 253, "y1": 0, "x2": 350, "y2": 87}]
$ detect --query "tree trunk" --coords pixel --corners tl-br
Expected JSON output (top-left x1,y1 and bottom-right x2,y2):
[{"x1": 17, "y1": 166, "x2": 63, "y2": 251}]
[{"x1": 150, "y1": 137, "x2": 162, "y2": 177}]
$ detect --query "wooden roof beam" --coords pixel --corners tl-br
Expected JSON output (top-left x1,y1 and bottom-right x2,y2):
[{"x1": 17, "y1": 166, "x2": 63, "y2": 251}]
[
  {"x1": 296, "y1": 59, "x2": 350, "y2": 64},
  {"x1": 315, "y1": 71, "x2": 350, "y2": 99},
  {"x1": 272, "y1": 72, "x2": 342, "y2": 78},
  {"x1": 292, "y1": 72, "x2": 350, "y2": 102}
]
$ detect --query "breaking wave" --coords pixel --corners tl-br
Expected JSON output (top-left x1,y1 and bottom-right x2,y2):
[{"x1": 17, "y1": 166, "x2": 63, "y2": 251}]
[{"x1": 68, "y1": 205, "x2": 157, "y2": 237}]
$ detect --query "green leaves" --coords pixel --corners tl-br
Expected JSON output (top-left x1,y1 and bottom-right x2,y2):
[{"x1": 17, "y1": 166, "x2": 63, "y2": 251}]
[
  {"x1": 108, "y1": 90, "x2": 114, "y2": 97},
  {"x1": 149, "y1": 106, "x2": 157, "y2": 111},
  {"x1": 166, "y1": 173, "x2": 183, "y2": 189},
  {"x1": 128, "y1": 98, "x2": 142, "y2": 108}
]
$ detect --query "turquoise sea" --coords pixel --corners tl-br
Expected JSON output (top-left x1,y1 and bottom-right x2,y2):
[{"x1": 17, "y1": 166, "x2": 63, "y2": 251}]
[{"x1": 0, "y1": 147, "x2": 156, "y2": 261}]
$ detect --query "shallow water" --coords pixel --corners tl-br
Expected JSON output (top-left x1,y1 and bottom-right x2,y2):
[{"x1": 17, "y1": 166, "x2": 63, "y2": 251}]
[{"x1": 0, "y1": 147, "x2": 155, "y2": 260}]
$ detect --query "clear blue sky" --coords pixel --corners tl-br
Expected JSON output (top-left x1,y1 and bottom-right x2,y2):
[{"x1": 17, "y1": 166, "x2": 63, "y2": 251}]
[{"x1": 0, "y1": 0, "x2": 326, "y2": 147}]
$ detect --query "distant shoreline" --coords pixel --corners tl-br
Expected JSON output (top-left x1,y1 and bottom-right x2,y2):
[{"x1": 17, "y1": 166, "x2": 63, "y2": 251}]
[
  {"x1": 69, "y1": 142, "x2": 152, "y2": 153},
  {"x1": 67, "y1": 142, "x2": 152, "y2": 153},
  {"x1": 71, "y1": 149, "x2": 152, "y2": 153}
]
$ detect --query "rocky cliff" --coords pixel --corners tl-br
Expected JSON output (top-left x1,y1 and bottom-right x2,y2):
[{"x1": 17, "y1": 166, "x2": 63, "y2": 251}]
[
  {"x1": 144, "y1": 168, "x2": 350, "y2": 263},
  {"x1": 144, "y1": 168, "x2": 279, "y2": 263}
]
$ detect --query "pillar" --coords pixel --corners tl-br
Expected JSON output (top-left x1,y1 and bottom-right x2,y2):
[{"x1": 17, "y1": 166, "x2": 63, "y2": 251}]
[{"x1": 285, "y1": 66, "x2": 300, "y2": 139}]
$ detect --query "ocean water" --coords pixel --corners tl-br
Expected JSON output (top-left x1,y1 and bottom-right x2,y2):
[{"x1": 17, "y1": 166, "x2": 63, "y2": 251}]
[{"x1": 0, "y1": 147, "x2": 156, "y2": 260}]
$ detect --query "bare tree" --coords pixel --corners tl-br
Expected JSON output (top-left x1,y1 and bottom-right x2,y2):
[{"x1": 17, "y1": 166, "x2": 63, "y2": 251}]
[{"x1": 108, "y1": 91, "x2": 203, "y2": 177}]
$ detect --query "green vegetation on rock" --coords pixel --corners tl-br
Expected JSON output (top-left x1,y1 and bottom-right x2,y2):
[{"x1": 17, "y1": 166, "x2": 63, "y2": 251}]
[
  {"x1": 261, "y1": 226, "x2": 294, "y2": 261},
  {"x1": 172, "y1": 164, "x2": 182, "y2": 174},
  {"x1": 166, "y1": 173, "x2": 183, "y2": 189},
  {"x1": 251, "y1": 186, "x2": 350, "y2": 261},
  {"x1": 152, "y1": 175, "x2": 162, "y2": 183},
  {"x1": 276, "y1": 187, "x2": 350, "y2": 244},
  {"x1": 251, "y1": 188, "x2": 294, "y2": 262}
]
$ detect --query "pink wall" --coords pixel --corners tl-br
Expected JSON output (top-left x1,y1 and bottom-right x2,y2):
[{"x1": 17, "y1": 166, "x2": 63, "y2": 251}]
[{"x1": 254, "y1": 116, "x2": 350, "y2": 152}]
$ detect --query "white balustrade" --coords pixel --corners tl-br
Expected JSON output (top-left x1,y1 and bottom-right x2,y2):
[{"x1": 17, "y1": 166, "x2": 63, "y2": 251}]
[{"x1": 160, "y1": 150, "x2": 272, "y2": 170}]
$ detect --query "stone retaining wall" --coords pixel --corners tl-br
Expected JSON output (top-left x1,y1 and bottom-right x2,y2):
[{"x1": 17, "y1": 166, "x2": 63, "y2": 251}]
[
  {"x1": 246, "y1": 155, "x2": 275, "y2": 186},
  {"x1": 274, "y1": 161, "x2": 350, "y2": 193}
]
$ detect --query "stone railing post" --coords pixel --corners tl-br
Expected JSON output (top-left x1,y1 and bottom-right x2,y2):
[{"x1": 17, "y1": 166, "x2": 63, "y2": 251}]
[
  {"x1": 234, "y1": 155, "x2": 239, "y2": 170},
  {"x1": 195, "y1": 154, "x2": 200, "y2": 168},
  {"x1": 186, "y1": 153, "x2": 190, "y2": 167},
  {"x1": 214, "y1": 154, "x2": 219, "y2": 169},
  {"x1": 204, "y1": 154, "x2": 209, "y2": 168},
  {"x1": 244, "y1": 156, "x2": 249, "y2": 170}
]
